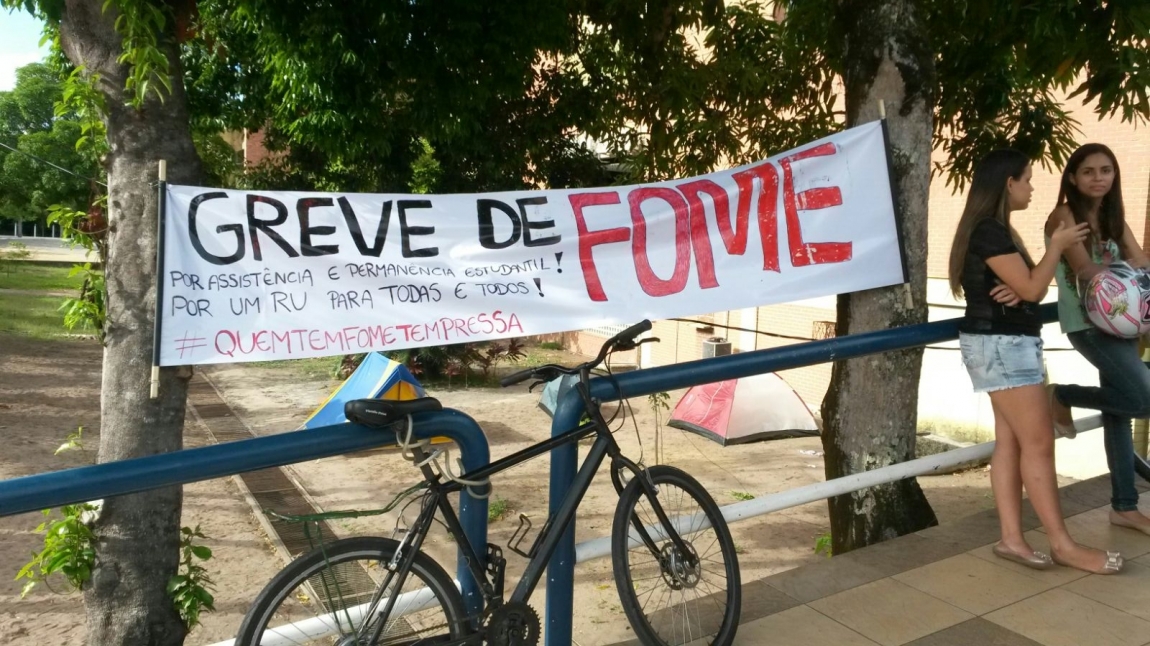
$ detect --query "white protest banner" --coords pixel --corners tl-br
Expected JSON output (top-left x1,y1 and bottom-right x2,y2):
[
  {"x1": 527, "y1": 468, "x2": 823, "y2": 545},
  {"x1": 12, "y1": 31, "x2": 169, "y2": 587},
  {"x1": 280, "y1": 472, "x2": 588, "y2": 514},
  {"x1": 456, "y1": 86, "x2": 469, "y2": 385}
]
[{"x1": 156, "y1": 121, "x2": 905, "y2": 366}]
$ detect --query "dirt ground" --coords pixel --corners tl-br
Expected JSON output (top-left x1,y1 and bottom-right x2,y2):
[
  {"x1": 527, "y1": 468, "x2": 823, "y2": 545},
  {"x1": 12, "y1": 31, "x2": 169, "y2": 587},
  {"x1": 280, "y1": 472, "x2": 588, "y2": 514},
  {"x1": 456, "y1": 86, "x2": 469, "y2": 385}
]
[{"x1": 1, "y1": 336, "x2": 1001, "y2": 645}]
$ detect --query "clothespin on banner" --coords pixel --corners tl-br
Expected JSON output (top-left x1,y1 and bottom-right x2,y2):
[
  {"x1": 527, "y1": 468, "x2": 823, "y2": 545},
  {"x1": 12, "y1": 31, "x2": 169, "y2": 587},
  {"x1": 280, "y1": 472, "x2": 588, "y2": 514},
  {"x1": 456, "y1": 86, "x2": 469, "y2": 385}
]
[{"x1": 877, "y1": 99, "x2": 916, "y2": 311}]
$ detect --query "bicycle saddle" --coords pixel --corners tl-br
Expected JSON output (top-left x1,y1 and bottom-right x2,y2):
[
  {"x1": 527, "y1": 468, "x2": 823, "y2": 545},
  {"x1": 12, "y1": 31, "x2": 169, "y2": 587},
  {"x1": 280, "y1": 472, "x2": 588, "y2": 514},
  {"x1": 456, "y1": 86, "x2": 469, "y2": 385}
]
[{"x1": 344, "y1": 397, "x2": 443, "y2": 428}]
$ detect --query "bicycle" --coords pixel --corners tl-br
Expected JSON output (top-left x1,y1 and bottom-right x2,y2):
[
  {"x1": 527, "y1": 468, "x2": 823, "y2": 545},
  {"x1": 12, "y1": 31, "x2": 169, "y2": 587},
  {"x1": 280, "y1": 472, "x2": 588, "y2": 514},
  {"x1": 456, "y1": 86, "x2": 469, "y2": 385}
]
[{"x1": 235, "y1": 320, "x2": 741, "y2": 645}]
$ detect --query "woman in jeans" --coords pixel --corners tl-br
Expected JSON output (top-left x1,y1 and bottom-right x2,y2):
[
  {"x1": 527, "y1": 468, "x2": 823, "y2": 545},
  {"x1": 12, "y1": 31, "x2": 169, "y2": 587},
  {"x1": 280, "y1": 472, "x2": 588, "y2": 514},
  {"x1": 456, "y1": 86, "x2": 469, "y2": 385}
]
[
  {"x1": 1047, "y1": 144, "x2": 1150, "y2": 536},
  {"x1": 949, "y1": 149, "x2": 1121, "y2": 574}
]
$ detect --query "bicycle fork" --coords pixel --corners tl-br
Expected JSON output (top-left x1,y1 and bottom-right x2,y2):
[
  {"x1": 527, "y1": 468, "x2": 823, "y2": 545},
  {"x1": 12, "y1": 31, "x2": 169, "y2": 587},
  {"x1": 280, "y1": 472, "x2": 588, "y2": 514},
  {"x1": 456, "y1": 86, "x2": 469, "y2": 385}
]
[{"x1": 613, "y1": 454, "x2": 700, "y2": 572}]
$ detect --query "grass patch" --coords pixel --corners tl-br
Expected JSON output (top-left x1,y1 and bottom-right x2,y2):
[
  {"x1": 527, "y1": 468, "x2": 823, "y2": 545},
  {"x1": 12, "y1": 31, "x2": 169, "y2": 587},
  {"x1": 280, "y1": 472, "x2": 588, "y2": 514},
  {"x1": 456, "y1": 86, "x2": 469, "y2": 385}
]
[
  {"x1": 538, "y1": 341, "x2": 564, "y2": 351},
  {"x1": 728, "y1": 491, "x2": 755, "y2": 501},
  {"x1": 487, "y1": 497, "x2": 512, "y2": 522},
  {"x1": 0, "y1": 292, "x2": 69, "y2": 339},
  {"x1": 0, "y1": 262, "x2": 87, "y2": 293},
  {"x1": 918, "y1": 417, "x2": 993, "y2": 444},
  {"x1": 814, "y1": 532, "x2": 832, "y2": 557}
]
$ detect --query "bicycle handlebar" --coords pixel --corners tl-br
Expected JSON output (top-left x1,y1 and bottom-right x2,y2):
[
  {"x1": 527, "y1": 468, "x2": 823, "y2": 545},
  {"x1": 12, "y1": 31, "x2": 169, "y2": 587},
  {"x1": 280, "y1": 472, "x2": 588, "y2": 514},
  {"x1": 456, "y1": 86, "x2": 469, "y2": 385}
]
[{"x1": 499, "y1": 320, "x2": 654, "y2": 388}]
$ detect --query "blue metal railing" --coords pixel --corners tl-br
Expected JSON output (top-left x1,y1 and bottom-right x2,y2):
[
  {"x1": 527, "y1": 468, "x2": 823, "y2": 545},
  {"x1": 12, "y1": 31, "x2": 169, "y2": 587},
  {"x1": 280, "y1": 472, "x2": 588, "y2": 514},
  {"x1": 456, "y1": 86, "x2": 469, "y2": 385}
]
[
  {"x1": 0, "y1": 409, "x2": 492, "y2": 617},
  {"x1": 0, "y1": 303, "x2": 1059, "y2": 644}
]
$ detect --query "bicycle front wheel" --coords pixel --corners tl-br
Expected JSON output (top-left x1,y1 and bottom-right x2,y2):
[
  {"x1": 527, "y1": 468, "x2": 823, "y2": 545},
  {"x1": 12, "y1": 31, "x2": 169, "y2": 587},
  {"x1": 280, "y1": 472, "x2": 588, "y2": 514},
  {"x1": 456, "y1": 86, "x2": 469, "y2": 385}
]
[
  {"x1": 235, "y1": 536, "x2": 468, "y2": 645},
  {"x1": 611, "y1": 465, "x2": 740, "y2": 646}
]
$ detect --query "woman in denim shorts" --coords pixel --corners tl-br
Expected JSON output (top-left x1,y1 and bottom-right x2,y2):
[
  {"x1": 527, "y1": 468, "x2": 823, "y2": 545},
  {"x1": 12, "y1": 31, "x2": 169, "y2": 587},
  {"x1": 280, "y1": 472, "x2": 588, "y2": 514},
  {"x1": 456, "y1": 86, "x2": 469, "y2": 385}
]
[
  {"x1": 1046, "y1": 144, "x2": 1150, "y2": 537},
  {"x1": 948, "y1": 149, "x2": 1122, "y2": 574}
]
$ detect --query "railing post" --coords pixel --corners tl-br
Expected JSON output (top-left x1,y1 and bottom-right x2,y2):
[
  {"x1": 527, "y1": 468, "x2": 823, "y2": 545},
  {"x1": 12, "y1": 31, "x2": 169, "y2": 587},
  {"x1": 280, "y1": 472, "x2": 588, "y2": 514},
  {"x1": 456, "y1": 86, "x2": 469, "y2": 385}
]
[{"x1": 544, "y1": 396, "x2": 585, "y2": 645}]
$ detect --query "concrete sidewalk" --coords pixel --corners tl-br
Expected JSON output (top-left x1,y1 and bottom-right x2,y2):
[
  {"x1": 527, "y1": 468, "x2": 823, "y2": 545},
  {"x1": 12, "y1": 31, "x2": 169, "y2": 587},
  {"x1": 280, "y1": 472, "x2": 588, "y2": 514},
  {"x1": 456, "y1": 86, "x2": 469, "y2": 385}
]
[{"x1": 610, "y1": 474, "x2": 1150, "y2": 646}]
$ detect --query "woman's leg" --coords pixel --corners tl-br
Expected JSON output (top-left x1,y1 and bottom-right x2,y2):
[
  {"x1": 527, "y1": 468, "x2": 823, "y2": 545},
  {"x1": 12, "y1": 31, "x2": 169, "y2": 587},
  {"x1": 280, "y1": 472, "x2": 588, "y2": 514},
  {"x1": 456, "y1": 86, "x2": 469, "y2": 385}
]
[
  {"x1": 989, "y1": 400, "x2": 1030, "y2": 553},
  {"x1": 990, "y1": 384, "x2": 1114, "y2": 571},
  {"x1": 1058, "y1": 330, "x2": 1150, "y2": 420},
  {"x1": 1057, "y1": 329, "x2": 1148, "y2": 519}
]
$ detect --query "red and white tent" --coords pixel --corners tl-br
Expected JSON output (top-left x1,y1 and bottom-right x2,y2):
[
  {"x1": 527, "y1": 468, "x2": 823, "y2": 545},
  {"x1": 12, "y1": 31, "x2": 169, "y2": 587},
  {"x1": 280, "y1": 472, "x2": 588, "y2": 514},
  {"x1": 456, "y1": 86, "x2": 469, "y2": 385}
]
[{"x1": 668, "y1": 373, "x2": 819, "y2": 446}]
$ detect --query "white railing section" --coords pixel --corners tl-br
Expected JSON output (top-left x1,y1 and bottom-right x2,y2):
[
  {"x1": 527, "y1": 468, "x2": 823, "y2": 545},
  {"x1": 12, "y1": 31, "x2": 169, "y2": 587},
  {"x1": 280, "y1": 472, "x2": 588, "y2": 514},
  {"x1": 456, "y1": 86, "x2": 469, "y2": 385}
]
[
  {"x1": 577, "y1": 413, "x2": 1102, "y2": 562},
  {"x1": 209, "y1": 413, "x2": 1102, "y2": 645},
  {"x1": 207, "y1": 581, "x2": 458, "y2": 646}
]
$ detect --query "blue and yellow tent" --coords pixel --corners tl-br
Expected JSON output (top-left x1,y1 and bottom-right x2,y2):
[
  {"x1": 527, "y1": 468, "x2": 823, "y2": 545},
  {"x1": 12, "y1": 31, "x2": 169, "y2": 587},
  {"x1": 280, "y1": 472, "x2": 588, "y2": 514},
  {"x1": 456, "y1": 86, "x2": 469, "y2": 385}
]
[{"x1": 302, "y1": 353, "x2": 427, "y2": 429}]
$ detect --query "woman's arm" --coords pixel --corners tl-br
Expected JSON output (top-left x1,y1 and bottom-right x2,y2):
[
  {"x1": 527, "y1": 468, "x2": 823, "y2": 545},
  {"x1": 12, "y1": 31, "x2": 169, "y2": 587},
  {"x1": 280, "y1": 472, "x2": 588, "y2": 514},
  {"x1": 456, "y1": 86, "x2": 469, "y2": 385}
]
[
  {"x1": 1045, "y1": 206, "x2": 1105, "y2": 281},
  {"x1": 1120, "y1": 221, "x2": 1150, "y2": 269},
  {"x1": 988, "y1": 220, "x2": 1090, "y2": 302}
]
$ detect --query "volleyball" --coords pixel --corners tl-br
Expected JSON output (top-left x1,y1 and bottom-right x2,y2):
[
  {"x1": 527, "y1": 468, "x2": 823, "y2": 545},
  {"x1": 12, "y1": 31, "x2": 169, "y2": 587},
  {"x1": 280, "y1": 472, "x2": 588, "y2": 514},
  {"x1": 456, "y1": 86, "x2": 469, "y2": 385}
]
[{"x1": 1081, "y1": 262, "x2": 1150, "y2": 338}]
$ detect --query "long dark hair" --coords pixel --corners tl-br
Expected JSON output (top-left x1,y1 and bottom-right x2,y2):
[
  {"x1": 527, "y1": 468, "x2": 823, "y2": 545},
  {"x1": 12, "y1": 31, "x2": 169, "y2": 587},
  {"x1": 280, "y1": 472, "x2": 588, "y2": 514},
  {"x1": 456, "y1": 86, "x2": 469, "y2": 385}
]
[
  {"x1": 1057, "y1": 143, "x2": 1125, "y2": 242},
  {"x1": 948, "y1": 149, "x2": 1032, "y2": 298}
]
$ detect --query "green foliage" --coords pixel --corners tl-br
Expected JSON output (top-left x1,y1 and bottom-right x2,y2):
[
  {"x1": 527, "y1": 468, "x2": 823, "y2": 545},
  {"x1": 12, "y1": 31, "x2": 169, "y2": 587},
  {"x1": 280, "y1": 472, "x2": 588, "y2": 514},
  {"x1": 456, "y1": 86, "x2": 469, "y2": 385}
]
[
  {"x1": 814, "y1": 532, "x2": 832, "y2": 558},
  {"x1": 59, "y1": 264, "x2": 106, "y2": 341},
  {"x1": 647, "y1": 391, "x2": 671, "y2": 414},
  {"x1": 107, "y1": 0, "x2": 172, "y2": 107},
  {"x1": 192, "y1": 130, "x2": 242, "y2": 187},
  {"x1": 783, "y1": 0, "x2": 1150, "y2": 189},
  {"x1": 0, "y1": 62, "x2": 101, "y2": 228},
  {"x1": 14, "y1": 502, "x2": 97, "y2": 597},
  {"x1": 55, "y1": 66, "x2": 108, "y2": 158},
  {"x1": 14, "y1": 425, "x2": 95, "y2": 598},
  {"x1": 487, "y1": 497, "x2": 512, "y2": 523},
  {"x1": 386, "y1": 339, "x2": 526, "y2": 382},
  {"x1": 729, "y1": 491, "x2": 755, "y2": 502},
  {"x1": 409, "y1": 139, "x2": 442, "y2": 195},
  {"x1": 55, "y1": 425, "x2": 85, "y2": 455},
  {"x1": 539, "y1": 341, "x2": 564, "y2": 351},
  {"x1": 168, "y1": 525, "x2": 216, "y2": 630},
  {"x1": 46, "y1": 199, "x2": 107, "y2": 343}
]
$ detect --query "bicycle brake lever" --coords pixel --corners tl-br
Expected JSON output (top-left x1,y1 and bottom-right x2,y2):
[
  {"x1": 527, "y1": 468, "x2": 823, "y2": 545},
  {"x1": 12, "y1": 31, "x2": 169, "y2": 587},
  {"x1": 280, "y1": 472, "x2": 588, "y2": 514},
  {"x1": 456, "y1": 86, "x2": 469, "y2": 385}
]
[{"x1": 528, "y1": 380, "x2": 545, "y2": 393}]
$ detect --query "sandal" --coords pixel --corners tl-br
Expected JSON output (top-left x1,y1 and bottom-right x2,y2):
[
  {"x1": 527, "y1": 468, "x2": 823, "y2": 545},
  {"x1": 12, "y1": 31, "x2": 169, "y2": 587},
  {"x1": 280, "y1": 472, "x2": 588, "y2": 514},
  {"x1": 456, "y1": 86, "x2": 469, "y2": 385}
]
[{"x1": 1051, "y1": 549, "x2": 1124, "y2": 575}]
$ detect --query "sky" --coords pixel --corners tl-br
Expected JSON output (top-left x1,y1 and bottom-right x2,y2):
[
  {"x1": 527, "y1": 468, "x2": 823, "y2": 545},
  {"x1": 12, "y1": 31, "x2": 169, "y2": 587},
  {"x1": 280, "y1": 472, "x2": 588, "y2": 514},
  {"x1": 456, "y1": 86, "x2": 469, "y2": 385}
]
[{"x1": 0, "y1": 9, "x2": 50, "y2": 91}]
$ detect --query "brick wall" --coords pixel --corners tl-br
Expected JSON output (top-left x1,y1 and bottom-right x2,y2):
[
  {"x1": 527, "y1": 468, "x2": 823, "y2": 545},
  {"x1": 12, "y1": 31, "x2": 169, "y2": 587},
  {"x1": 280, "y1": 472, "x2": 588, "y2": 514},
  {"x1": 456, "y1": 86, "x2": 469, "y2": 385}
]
[
  {"x1": 627, "y1": 107, "x2": 1149, "y2": 416},
  {"x1": 927, "y1": 99, "x2": 1150, "y2": 278}
]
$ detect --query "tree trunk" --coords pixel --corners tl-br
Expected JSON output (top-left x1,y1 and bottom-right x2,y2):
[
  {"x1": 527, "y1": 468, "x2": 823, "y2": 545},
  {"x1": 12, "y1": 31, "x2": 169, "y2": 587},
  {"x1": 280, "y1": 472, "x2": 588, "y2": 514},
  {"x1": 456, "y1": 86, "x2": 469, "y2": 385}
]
[
  {"x1": 58, "y1": 1, "x2": 202, "y2": 643},
  {"x1": 819, "y1": 0, "x2": 938, "y2": 555}
]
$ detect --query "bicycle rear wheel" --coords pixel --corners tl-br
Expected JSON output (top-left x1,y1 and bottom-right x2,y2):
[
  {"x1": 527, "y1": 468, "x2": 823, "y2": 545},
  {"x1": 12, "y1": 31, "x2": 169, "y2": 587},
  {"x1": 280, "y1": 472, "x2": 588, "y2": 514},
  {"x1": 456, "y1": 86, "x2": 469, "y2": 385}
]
[
  {"x1": 235, "y1": 536, "x2": 468, "y2": 645},
  {"x1": 611, "y1": 465, "x2": 740, "y2": 646}
]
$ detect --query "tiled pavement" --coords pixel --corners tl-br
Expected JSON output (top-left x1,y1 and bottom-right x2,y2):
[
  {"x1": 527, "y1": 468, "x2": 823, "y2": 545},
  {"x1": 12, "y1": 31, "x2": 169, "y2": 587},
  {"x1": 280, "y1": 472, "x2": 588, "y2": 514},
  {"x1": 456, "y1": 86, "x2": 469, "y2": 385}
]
[{"x1": 612, "y1": 474, "x2": 1150, "y2": 646}]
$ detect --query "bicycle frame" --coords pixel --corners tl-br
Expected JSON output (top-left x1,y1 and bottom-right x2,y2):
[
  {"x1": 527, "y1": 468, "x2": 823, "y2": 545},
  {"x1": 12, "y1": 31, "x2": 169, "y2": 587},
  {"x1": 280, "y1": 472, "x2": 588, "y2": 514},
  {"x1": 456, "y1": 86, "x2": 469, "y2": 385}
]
[{"x1": 394, "y1": 377, "x2": 696, "y2": 636}]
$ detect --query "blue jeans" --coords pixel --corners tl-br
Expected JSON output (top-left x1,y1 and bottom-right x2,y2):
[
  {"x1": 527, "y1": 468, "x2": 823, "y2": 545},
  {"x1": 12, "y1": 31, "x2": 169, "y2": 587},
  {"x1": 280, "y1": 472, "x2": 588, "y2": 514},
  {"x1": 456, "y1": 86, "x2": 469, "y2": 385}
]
[{"x1": 1055, "y1": 328, "x2": 1150, "y2": 511}]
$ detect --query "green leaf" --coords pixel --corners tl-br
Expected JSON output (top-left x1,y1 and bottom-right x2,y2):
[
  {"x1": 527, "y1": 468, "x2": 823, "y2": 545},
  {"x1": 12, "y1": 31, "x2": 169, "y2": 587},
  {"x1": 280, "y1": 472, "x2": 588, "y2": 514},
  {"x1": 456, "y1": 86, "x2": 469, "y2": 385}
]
[{"x1": 190, "y1": 545, "x2": 212, "y2": 560}]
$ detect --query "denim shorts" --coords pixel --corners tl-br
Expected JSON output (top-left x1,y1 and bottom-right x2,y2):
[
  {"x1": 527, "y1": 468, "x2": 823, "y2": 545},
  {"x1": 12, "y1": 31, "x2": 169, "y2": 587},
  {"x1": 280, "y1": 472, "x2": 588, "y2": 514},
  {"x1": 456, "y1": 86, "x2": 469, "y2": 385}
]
[{"x1": 958, "y1": 333, "x2": 1045, "y2": 393}]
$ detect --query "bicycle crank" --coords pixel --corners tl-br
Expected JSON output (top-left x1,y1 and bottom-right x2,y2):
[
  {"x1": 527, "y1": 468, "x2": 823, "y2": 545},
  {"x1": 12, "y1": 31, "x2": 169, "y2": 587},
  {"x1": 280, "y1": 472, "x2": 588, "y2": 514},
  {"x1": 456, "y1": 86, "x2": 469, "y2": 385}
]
[{"x1": 485, "y1": 601, "x2": 541, "y2": 646}]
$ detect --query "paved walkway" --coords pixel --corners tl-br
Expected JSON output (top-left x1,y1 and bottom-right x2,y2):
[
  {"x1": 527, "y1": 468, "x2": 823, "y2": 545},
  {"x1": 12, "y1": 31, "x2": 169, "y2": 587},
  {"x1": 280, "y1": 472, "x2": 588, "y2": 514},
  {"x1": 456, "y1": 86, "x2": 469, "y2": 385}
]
[
  {"x1": 0, "y1": 236, "x2": 94, "y2": 263},
  {"x1": 610, "y1": 474, "x2": 1150, "y2": 646}
]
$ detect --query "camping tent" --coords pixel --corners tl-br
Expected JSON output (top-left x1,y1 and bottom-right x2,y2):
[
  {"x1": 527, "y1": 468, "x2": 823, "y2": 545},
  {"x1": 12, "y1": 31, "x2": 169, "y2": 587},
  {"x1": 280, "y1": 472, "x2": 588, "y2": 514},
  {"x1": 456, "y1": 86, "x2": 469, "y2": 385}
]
[
  {"x1": 302, "y1": 353, "x2": 427, "y2": 429},
  {"x1": 668, "y1": 372, "x2": 818, "y2": 446}
]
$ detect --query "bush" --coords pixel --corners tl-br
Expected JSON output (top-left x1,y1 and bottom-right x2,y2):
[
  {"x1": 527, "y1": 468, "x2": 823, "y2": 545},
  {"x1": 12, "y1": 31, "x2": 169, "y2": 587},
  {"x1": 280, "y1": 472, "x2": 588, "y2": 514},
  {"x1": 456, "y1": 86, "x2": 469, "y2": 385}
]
[{"x1": 382, "y1": 338, "x2": 526, "y2": 381}]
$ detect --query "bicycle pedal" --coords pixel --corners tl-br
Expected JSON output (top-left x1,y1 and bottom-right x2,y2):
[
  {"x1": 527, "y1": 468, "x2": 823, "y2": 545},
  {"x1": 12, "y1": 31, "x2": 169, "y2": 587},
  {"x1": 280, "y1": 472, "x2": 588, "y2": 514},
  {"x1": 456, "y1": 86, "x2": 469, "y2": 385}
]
[
  {"x1": 486, "y1": 544, "x2": 507, "y2": 598},
  {"x1": 508, "y1": 513, "x2": 534, "y2": 559}
]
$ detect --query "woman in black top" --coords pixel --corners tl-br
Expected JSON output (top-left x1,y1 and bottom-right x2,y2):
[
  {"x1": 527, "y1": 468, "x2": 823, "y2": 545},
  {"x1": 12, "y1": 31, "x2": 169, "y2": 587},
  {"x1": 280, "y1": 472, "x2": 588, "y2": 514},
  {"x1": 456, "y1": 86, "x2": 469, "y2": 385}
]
[{"x1": 948, "y1": 149, "x2": 1121, "y2": 574}]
